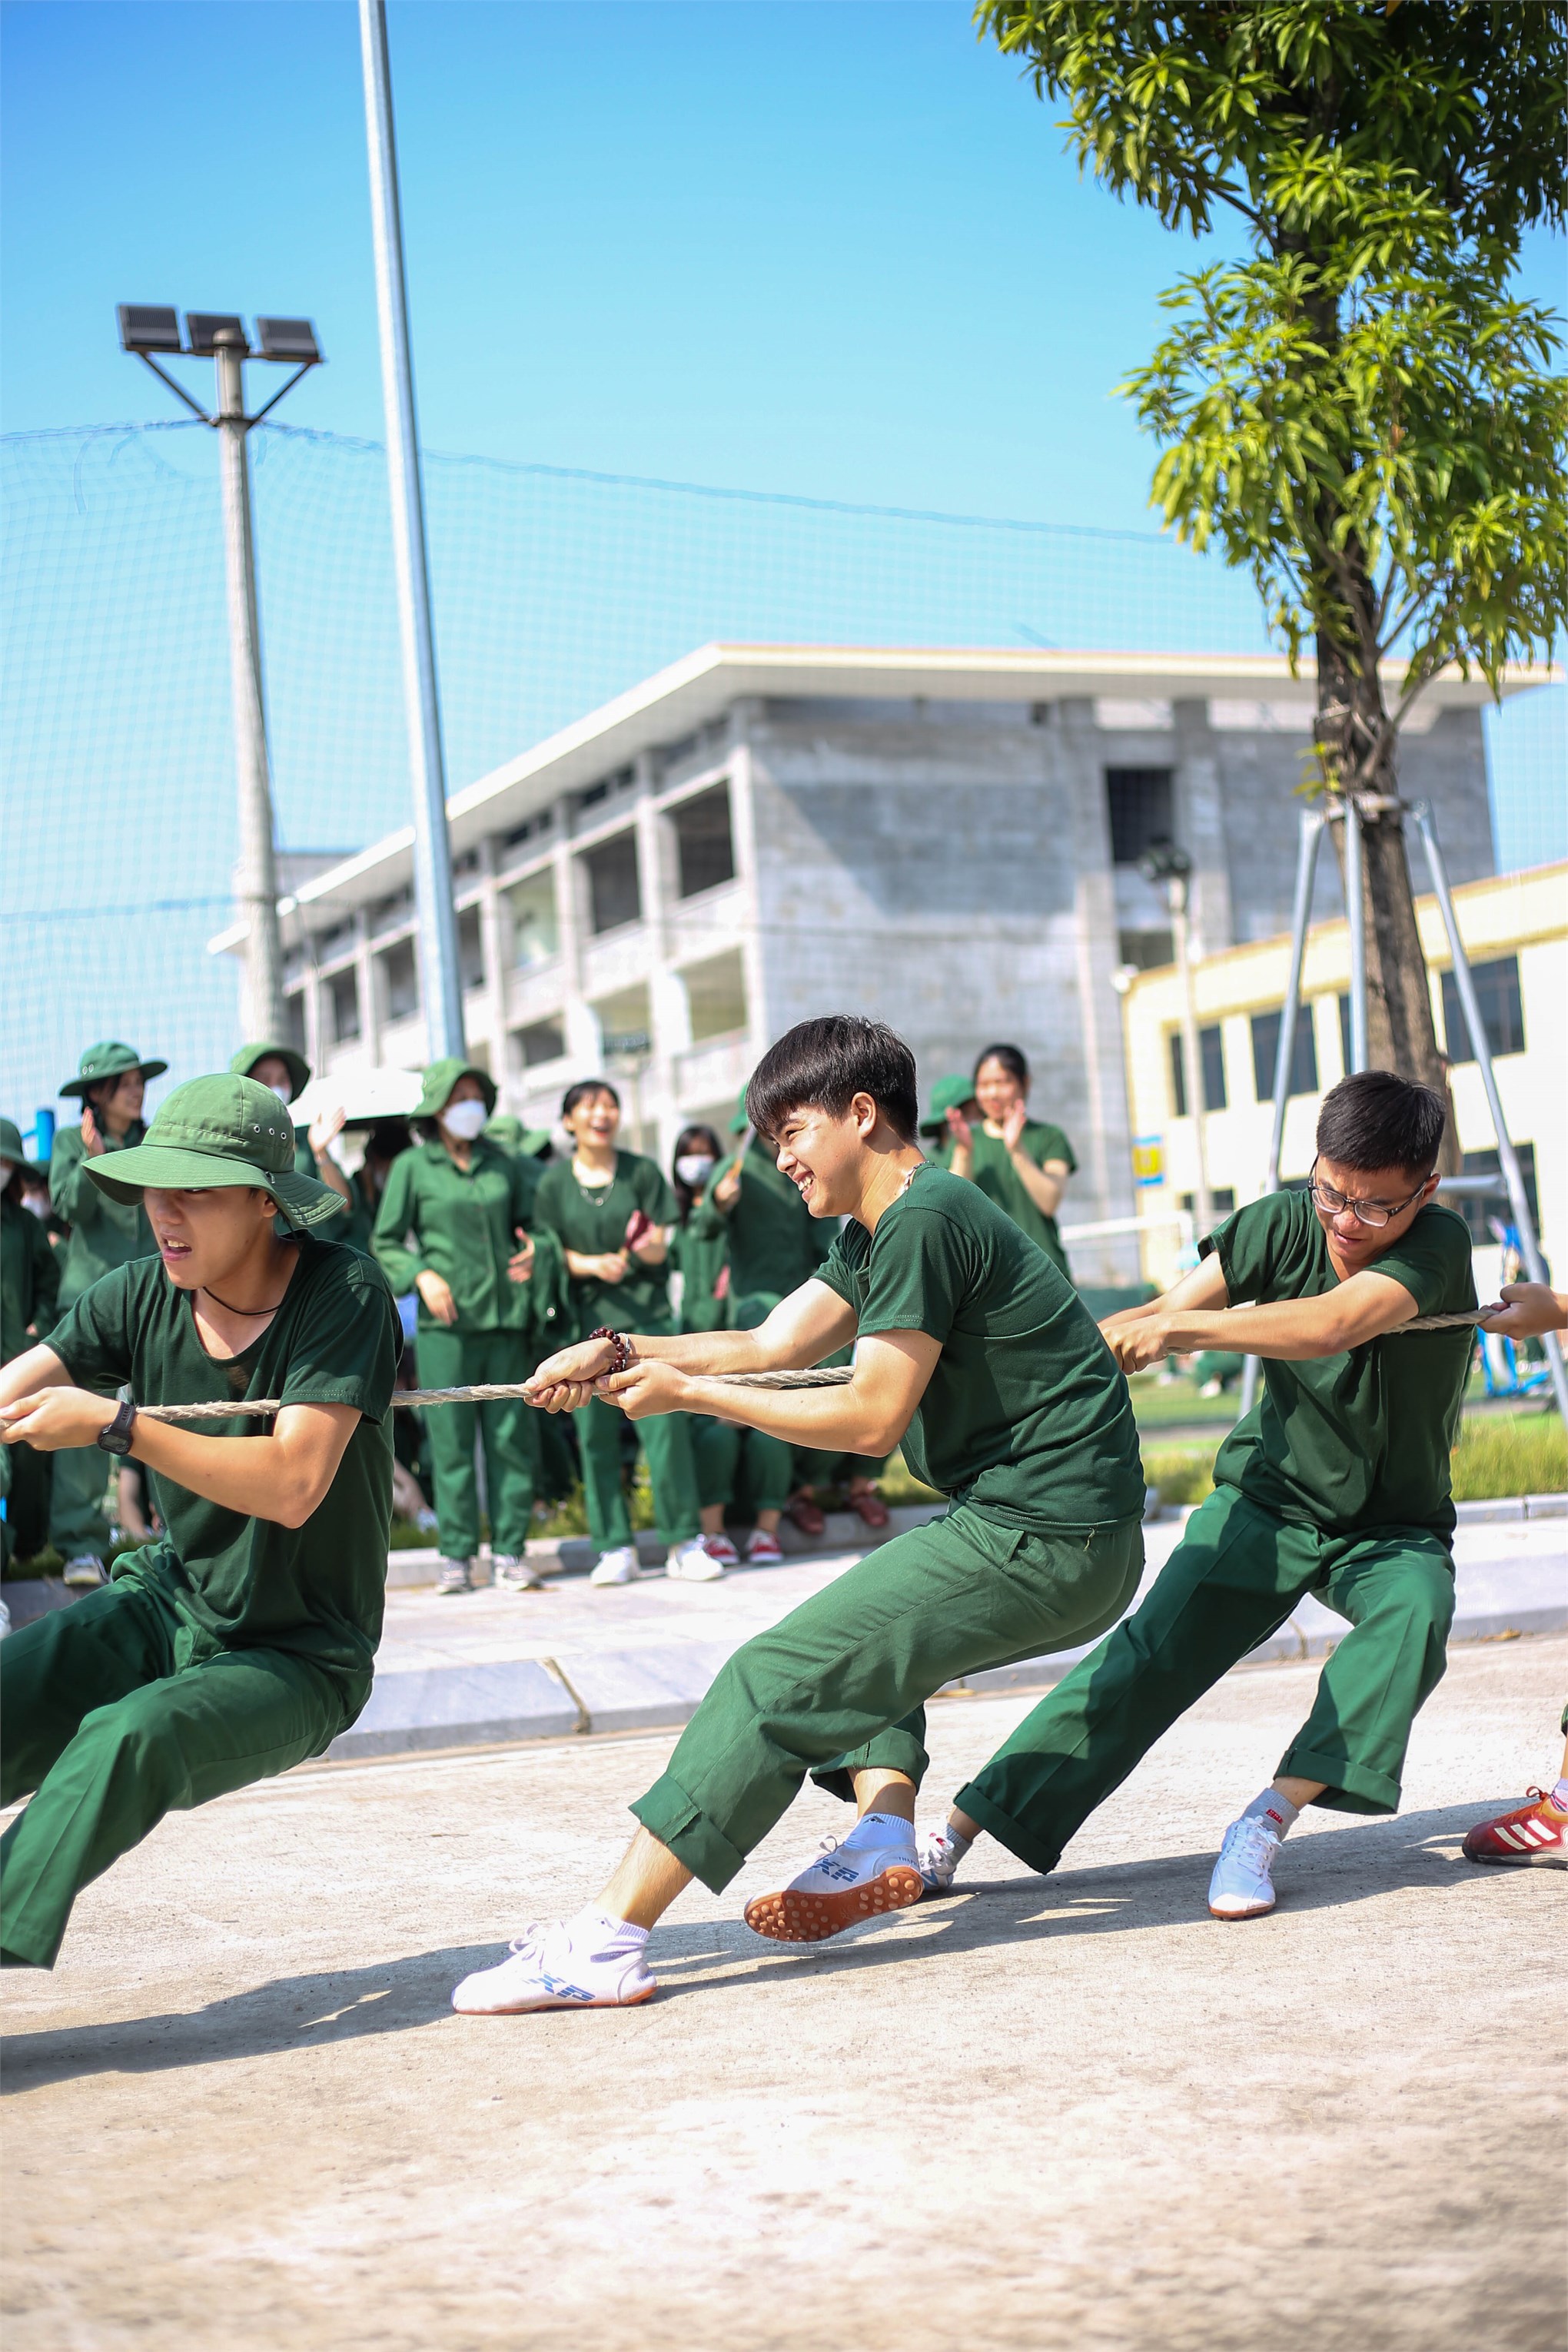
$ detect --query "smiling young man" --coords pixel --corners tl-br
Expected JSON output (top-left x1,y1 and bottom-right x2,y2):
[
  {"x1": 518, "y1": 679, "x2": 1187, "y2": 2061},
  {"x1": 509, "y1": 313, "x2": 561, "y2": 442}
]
[
  {"x1": 918, "y1": 1069, "x2": 1480, "y2": 1923},
  {"x1": 450, "y1": 1015, "x2": 1147, "y2": 2015},
  {"x1": 0, "y1": 1075, "x2": 400, "y2": 1971}
]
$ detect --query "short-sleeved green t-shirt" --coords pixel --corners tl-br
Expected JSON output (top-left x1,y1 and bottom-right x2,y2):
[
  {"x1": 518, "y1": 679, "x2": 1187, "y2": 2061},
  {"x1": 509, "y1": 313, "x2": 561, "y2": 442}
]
[
  {"x1": 815, "y1": 1164, "x2": 1142, "y2": 1530},
  {"x1": 533, "y1": 1151, "x2": 680, "y2": 1337},
  {"x1": 713, "y1": 1145, "x2": 833, "y2": 1314},
  {"x1": 48, "y1": 1236, "x2": 399, "y2": 1708},
  {"x1": 938, "y1": 1118, "x2": 1076, "y2": 1276},
  {"x1": 1204, "y1": 1188, "x2": 1477, "y2": 1540}
]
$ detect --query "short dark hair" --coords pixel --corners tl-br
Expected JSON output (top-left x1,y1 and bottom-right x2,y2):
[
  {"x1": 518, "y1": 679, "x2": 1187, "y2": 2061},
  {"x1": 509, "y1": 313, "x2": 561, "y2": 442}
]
[
  {"x1": 746, "y1": 1016, "x2": 919, "y2": 1144},
  {"x1": 560, "y1": 1078, "x2": 621, "y2": 1122},
  {"x1": 973, "y1": 1041, "x2": 1029, "y2": 1088},
  {"x1": 1315, "y1": 1070, "x2": 1446, "y2": 1178}
]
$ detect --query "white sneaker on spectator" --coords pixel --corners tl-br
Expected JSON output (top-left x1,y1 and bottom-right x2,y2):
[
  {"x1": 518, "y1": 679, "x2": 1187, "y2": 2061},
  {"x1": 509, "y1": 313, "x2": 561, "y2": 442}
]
[
  {"x1": 745, "y1": 1529, "x2": 784, "y2": 1566},
  {"x1": 493, "y1": 1554, "x2": 543, "y2": 1591},
  {"x1": 1208, "y1": 1813, "x2": 1282, "y2": 1919},
  {"x1": 451, "y1": 1917, "x2": 656, "y2": 2015},
  {"x1": 666, "y1": 1535, "x2": 728, "y2": 1583},
  {"x1": 589, "y1": 1545, "x2": 639, "y2": 1586},
  {"x1": 745, "y1": 1824, "x2": 924, "y2": 1943},
  {"x1": 437, "y1": 1558, "x2": 473, "y2": 1596},
  {"x1": 62, "y1": 1554, "x2": 107, "y2": 1589}
]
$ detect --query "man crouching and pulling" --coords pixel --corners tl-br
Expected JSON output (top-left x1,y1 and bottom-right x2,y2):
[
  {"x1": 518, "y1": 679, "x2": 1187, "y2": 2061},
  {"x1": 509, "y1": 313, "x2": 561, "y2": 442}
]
[
  {"x1": 450, "y1": 1014, "x2": 1147, "y2": 2015},
  {"x1": 0, "y1": 1075, "x2": 399, "y2": 1970}
]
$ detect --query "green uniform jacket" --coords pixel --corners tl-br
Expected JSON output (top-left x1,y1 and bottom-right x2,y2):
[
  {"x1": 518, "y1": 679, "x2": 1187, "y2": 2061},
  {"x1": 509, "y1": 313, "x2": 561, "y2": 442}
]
[
  {"x1": 672, "y1": 1204, "x2": 731, "y2": 1334},
  {"x1": 48, "y1": 1123, "x2": 154, "y2": 1308},
  {"x1": 371, "y1": 1136, "x2": 566, "y2": 1344},
  {"x1": 711, "y1": 1146, "x2": 832, "y2": 1316},
  {"x1": 533, "y1": 1151, "x2": 679, "y2": 1338},
  {"x1": 2, "y1": 1196, "x2": 61, "y2": 1364}
]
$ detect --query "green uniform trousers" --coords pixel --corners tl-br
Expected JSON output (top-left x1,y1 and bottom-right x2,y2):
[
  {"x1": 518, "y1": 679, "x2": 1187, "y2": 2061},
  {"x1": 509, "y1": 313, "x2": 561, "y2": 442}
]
[
  {"x1": 576, "y1": 1394, "x2": 700, "y2": 1550},
  {"x1": 631, "y1": 1503, "x2": 1144, "y2": 1892},
  {"x1": 955, "y1": 1483, "x2": 1457, "y2": 1878},
  {"x1": 48, "y1": 1441, "x2": 115, "y2": 1559},
  {"x1": 691, "y1": 1417, "x2": 795, "y2": 1515},
  {"x1": 794, "y1": 1448, "x2": 889, "y2": 1492},
  {"x1": 0, "y1": 1578, "x2": 347, "y2": 1968},
  {"x1": 414, "y1": 1326, "x2": 540, "y2": 1561}
]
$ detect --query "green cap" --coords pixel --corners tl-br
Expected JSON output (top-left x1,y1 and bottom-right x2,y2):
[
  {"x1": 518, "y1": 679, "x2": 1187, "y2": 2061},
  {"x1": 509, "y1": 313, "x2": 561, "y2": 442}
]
[
  {"x1": 920, "y1": 1075, "x2": 973, "y2": 1131},
  {"x1": 229, "y1": 1041, "x2": 311, "y2": 1101},
  {"x1": 729, "y1": 1085, "x2": 752, "y2": 1137},
  {"x1": 416, "y1": 1059, "x2": 497, "y2": 1122},
  {"x1": 85, "y1": 1075, "x2": 347, "y2": 1229},
  {"x1": 483, "y1": 1113, "x2": 550, "y2": 1158},
  {"x1": 0, "y1": 1118, "x2": 46, "y2": 1181},
  {"x1": 60, "y1": 1041, "x2": 168, "y2": 1101}
]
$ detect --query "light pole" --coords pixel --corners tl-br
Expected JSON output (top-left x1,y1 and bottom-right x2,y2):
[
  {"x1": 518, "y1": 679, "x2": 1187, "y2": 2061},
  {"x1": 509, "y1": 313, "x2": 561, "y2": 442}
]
[
  {"x1": 118, "y1": 305, "x2": 322, "y2": 1040},
  {"x1": 1140, "y1": 839, "x2": 1213, "y2": 1238}
]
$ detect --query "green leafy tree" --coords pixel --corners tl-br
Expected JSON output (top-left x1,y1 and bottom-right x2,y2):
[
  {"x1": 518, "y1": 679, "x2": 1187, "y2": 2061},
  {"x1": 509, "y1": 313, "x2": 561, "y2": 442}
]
[{"x1": 979, "y1": 1, "x2": 1568, "y2": 1092}]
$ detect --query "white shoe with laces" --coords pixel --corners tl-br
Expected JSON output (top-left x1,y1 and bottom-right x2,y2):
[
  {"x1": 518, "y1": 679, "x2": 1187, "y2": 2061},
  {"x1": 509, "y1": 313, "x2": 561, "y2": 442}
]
[
  {"x1": 436, "y1": 1559, "x2": 473, "y2": 1596},
  {"x1": 918, "y1": 1825, "x2": 970, "y2": 1894},
  {"x1": 493, "y1": 1554, "x2": 543, "y2": 1591},
  {"x1": 589, "y1": 1545, "x2": 639, "y2": 1586},
  {"x1": 62, "y1": 1554, "x2": 107, "y2": 1590},
  {"x1": 451, "y1": 1917, "x2": 656, "y2": 2015},
  {"x1": 1208, "y1": 1812, "x2": 1283, "y2": 1919},
  {"x1": 744, "y1": 1823, "x2": 925, "y2": 1943},
  {"x1": 666, "y1": 1535, "x2": 728, "y2": 1583}
]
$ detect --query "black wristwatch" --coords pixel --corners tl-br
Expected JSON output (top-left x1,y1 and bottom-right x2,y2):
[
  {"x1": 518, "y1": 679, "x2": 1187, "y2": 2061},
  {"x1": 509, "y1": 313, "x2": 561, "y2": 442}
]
[{"x1": 96, "y1": 1397, "x2": 138, "y2": 1457}]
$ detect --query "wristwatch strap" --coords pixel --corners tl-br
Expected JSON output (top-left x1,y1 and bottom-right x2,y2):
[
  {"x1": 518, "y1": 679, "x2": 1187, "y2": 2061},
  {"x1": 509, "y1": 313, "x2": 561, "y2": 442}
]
[{"x1": 95, "y1": 1395, "x2": 138, "y2": 1457}]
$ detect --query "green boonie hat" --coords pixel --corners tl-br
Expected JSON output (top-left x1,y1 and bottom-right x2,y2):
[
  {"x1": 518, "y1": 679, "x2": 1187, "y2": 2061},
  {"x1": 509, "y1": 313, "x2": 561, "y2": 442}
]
[
  {"x1": 416, "y1": 1058, "x2": 497, "y2": 1121},
  {"x1": 229, "y1": 1041, "x2": 311, "y2": 1101},
  {"x1": 85, "y1": 1075, "x2": 347, "y2": 1229},
  {"x1": 483, "y1": 1113, "x2": 550, "y2": 1157},
  {"x1": 0, "y1": 1118, "x2": 47, "y2": 1181},
  {"x1": 920, "y1": 1075, "x2": 974, "y2": 1131},
  {"x1": 60, "y1": 1041, "x2": 168, "y2": 1101},
  {"x1": 730, "y1": 1085, "x2": 752, "y2": 1136}
]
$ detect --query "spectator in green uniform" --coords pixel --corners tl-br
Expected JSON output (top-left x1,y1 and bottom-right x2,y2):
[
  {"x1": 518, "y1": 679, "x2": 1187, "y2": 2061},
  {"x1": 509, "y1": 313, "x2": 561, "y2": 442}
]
[
  {"x1": 483, "y1": 1114, "x2": 553, "y2": 1164},
  {"x1": 917, "y1": 1071, "x2": 1483, "y2": 1925},
  {"x1": 532, "y1": 1081, "x2": 706, "y2": 1588},
  {"x1": 337, "y1": 1118, "x2": 414, "y2": 1257},
  {"x1": 450, "y1": 1015, "x2": 1145, "y2": 2015},
  {"x1": 47, "y1": 1041, "x2": 167, "y2": 1585},
  {"x1": 372, "y1": 1061, "x2": 564, "y2": 1596},
  {"x1": 228, "y1": 1043, "x2": 354, "y2": 1218},
  {"x1": 941, "y1": 1042, "x2": 1075, "y2": 1279},
  {"x1": 2, "y1": 1119, "x2": 61, "y2": 1566},
  {"x1": 919, "y1": 1074, "x2": 976, "y2": 1154},
  {"x1": 0, "y1": 1073, "x2": 399, "y2": 1970}
]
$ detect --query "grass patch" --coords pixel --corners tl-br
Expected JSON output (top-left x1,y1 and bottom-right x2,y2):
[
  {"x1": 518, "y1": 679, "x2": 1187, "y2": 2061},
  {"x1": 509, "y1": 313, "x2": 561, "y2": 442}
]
[
  {"x1": 1141, "y1": 1443, "x2": 1218, "y2": 1511},
  {"x1": 1450, "y1": 1413, "x2": 1566, "y2": 1502}
]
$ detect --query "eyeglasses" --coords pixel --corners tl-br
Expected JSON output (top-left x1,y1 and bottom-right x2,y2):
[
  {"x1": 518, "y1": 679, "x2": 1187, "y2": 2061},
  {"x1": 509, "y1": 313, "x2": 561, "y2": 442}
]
[{"x1": 1307, "y1": 1160, "x2": 1433, "y2": 1230}]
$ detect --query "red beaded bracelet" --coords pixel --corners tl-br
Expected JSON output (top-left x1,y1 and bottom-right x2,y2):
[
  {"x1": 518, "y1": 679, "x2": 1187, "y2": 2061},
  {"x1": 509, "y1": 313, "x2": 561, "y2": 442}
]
[{"x1": 590, "y1": 1326, "x2": 636, "y2": 1374}]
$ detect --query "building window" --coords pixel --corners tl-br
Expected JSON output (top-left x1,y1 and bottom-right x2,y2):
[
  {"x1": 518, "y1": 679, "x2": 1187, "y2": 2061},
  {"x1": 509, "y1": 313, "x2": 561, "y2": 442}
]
[
  {"x1": 1441, "y1": 956, "x2": 1525, "y2": 1062},
  {"x1": 1178, "y1": 1188, "x2": 1237, "y2": 1221},
  {"x1": 327, "y1": 968, "x2": 360, "y2": 1044},
  {"x1": 1106, "y1": 767, "x2": 1174, "y2": 865},
  {"x1": 1168, "y1": 1025, "x2": 1226, "y2": 1116},
  {"x1": 581, "y1": 832, "x2": 642, "y2": 935},
  {"x1": 683, "y1": 948, "x2": 748, "y2": 1045},
  {"x1": 507, "y1": 869, "x2": 559, "y2": 970},
  {"x1": 459, "y1": 907, "x2": 485, "y2": 992},
  {"x1": 1118, "y1": 928, "x2": 1174, "y2": 972},
  {"x1": 380, "y1": 938, "x2": 419, "y2": 1023},
  {"x1": 1251, "y1": 1005, "x2": 1317, "y2": 1102},
  {"x1": 592, "y1": 982, "x2": 653, "y2": 1061},
  {"x1": 281, "y1": 989, "x2": 307, "y2": 1051},
  {"x1": 1447, "y1": 1144, "x2": 1540, "y2": 1244},
  {"x1": 511, "y1": 1018, "x2": 566, "y2": 1071},
  {"x1": 670, "y1": 784, "x2": 736, "y2": 899}
]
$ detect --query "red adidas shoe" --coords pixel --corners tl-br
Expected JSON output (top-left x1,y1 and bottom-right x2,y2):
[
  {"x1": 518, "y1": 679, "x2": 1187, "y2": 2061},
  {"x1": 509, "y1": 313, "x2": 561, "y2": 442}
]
[{"x1": 1462, "y1": 1789, "x2": 1568, "y2": 1868}]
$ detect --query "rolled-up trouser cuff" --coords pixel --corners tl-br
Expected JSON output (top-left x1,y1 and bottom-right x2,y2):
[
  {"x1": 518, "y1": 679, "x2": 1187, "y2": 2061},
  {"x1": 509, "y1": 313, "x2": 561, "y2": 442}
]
[
  {"x1": 810, "y1": 1722, "x2": 929, "y2": 1806},
  {"x1": 951, "y1": 1781, "x2": 1065, "y2": 1878},
  {"x1": 630, "y1": 1769, "x2": 749, "y2": 1894},
  {"x1": 1277, "y1": 1741, "x2": 1400, "y2": 1815}
]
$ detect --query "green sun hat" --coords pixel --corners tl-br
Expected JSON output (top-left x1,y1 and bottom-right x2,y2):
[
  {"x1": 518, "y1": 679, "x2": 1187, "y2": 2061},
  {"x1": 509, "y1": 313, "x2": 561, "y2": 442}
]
[
  {"x1": 84, "y1": 1075, "x2": 347, "y2": 1229},
  {"x1": 229, "y1": 1041, "x2": 311, "y2": 1102},
  {"x1": 59, "y1": 1041, "x2": 168, "y2": 1101},
  {"x1": 415, "y1": 1058, "x2": 497, "y2": 1122},
  {"x1": 920, "y1": 1075, "x2": 974, "y2": 1133},
  {"x1": 0, "y1": 1117, "x2": 47, "y2": 1181},
  {"x1": 483, "y1": 1113, "x2": 550, "y2": 1158}
]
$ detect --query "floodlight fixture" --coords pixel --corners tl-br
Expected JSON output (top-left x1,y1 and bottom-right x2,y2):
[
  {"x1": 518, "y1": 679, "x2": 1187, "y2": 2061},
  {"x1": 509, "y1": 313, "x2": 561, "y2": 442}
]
[
  {"x1": 254, "y1": 316, "x2": 322, "y2": 364},
  {"x1": 185, "y1": 312, "x2": 250, "y2": 357},
  {"x1": 117, "y1": 304, "x2": 183, "y2": 354}
]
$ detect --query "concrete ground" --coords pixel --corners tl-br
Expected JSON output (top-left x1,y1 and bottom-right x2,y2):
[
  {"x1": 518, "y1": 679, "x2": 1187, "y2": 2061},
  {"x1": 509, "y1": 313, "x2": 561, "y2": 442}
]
[{"x1": 3, "y1": 1635, "x2": 1565, "y2": 2352}]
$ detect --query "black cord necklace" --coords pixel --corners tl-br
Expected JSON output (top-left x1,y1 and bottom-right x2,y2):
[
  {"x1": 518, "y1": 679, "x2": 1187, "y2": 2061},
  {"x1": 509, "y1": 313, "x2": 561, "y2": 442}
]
[{"x1": 200, "y1": 1285, "x2": 284, "y2": 1317}]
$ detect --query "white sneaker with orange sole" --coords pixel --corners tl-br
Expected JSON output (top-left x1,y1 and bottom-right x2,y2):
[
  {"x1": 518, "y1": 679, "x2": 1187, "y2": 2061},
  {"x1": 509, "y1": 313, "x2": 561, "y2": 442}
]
[{"x1": 744, "y1": 1826, "x2": 925, "y2": 1944}]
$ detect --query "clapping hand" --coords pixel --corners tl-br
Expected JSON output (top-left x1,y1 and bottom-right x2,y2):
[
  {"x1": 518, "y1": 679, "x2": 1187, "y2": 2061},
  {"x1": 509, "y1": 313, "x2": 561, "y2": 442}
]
[
  {"x1": 945, "y1": 1106, "x2": 973, "y2": 1151},
  {"x1": 81, "y1": 1106, "x2": 105, "y2": 1157},
  {"x1": 309, "y1": 1104, "x2": 347, "y2": 1159},
  {"x1": 507, "y1": 1228, "x2": 535, "y2": 1285},
  {"x1": 1001, "y1": 1101, "x2": 1029, "y2": 1154}
]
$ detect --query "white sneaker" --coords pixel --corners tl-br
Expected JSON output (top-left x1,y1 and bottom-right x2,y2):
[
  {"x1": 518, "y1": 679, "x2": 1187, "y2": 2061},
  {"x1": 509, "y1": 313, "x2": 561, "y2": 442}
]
[
  {"x1": 493, "y1": 1554, "x2": 543, "y2": 1591},
  {"x1": 62, "y1": 1554, "x2": 107, "y2": 1589},
  {"x1": 451, "y1": 1918, "x2": 656, "y2": 2014},
  {"x1": 437, "y1": 1559, "x2": 473, "y2": 1596},
  {"x1": 666, "y1": 1535, "x2": 728, "y2": 1583},
  {"x1": 918, "y1": 1825, "x2": 970, "y2": 1893},
  {"x1": 1208, "y1": 1813, "x2": 1283, "y2": 1919},
  {"x1": 588, "y1": 1545, "x2": 639, "y2": 1586},
  {"x1": 744, "y1": 1827, "x2": 925, "y2": 1944}
]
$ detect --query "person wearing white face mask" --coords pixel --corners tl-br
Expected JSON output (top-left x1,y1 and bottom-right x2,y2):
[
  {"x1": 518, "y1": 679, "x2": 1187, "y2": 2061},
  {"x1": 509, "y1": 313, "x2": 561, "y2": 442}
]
[
  {"x1": 372, "y1": 1061, "x2": 560, "y2": 1595},
  {"x1": 228, "y1": 1044, "x2": 354, "y2": 1217}
]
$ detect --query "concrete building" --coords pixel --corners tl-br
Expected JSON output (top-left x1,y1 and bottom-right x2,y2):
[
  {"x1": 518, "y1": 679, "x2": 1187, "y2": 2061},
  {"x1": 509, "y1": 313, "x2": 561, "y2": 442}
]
[{"x1": 211, "y1": 642, "x2": 1538, "y2": 1281}]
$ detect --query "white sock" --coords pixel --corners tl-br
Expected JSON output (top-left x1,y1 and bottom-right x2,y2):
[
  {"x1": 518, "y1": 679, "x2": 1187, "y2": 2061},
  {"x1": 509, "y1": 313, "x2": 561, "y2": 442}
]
[
  {"x1": 1550, "y1": 1779, "x2": 1568, "y2": 1812},
  {"x1": 935, "y1": 1822, "x2": 973, "y2": 1855},
  {"x1": 567, "y1": 1908, "x2": 649, "y2": 1961},
  {"x1": 842, "y1": 1810, "x2": 916, "y2": 1853},
  {"x1": 1242, "y1": 1788, "x2": 1299, "y2": 1839}
]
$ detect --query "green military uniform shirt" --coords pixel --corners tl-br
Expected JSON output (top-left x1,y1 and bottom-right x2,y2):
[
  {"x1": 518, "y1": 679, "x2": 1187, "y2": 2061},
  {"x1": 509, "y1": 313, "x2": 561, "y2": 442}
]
[
  {"x1": 48, "y1": 1124, "x2": 154, "y2": 1307},
  {"x1": 816, "y1": 1164, "x2": 1143, "y2": 1529},
  {"x1": 671, "y1": 1205, "x2": 730, "y2": 1334},
  {"x1": 938, "y1": 1118, "x2": 1075, "y2": 1276},
  {"x1": 533, "y1": 1151, "x2": 679, "y2": 1337},
  {"x1": 712, "y1": 1144, "x2": 833, "y2": 1313},
  {"x1": 371, "y1": 1137, "x2": 546, "y2": 1337},
  {"x1": 2, "y1": 1196, "x2": 60, "y2": 1364},
  {"x1": 1204, "y1": 1188, "x2": 1477, "y2": 1540},
  {"x1": 46, "y1": 1235, "x2": 399, "y2": 1706}
]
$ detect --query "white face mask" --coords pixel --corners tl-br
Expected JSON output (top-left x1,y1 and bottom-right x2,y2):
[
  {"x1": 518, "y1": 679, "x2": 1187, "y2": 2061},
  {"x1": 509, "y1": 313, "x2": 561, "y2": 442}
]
[
  {"x1": 266, "y1": 1081, "x2": 294, "y2": 1105},
  {"x1": 441, "y1": 1098, "x2": 489, "y2": 1141},
  {"x1": 676, "y1": 1154, "x2": 716, "y2": 1188}
]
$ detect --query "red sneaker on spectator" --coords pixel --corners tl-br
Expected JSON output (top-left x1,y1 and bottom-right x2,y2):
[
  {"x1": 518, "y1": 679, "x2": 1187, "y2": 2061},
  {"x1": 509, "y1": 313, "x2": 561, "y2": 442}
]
[{"x1": 1462, "y1": 1789, "x2": 1567, "y2": 1868}]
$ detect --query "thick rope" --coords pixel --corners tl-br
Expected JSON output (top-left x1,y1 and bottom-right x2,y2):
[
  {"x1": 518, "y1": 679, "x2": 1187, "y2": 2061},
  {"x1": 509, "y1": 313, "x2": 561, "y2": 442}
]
[{"x1": 121, "y1": 1309, "x2": 1504, "y2": 1423}]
